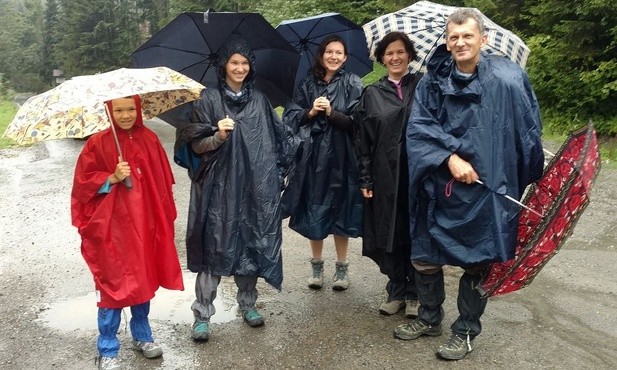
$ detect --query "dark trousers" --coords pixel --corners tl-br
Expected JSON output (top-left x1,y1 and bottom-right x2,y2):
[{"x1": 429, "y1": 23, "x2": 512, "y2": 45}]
[
  {"x1": 412, "y1": 261, "x2": 488, "y2": 339},
  {"x1": 382, "y1": 240, "x2": 417, "y2": 301}
]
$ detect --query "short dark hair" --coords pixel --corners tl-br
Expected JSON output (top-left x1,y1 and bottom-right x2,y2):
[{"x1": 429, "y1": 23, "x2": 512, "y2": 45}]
[
  {"x1": 311, "y1": 35, "x2": 348, "y2": 80},
  {"x1": 374, "y1": 31, "x2": 416, "y2": 64},
  {"x1": 445, "y1": 8, "x2": 485, "y2": 36}
]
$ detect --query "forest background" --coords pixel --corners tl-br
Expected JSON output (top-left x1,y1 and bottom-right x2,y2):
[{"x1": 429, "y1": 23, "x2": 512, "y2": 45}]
[{"x1": 0, "y1": 0, "x2": 615, "y2": 148}]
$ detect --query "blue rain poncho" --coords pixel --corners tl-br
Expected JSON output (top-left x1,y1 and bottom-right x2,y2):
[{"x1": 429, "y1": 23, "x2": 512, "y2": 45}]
[{"x1": 406, "y1": 45, "x2": 544, "y2": 266}]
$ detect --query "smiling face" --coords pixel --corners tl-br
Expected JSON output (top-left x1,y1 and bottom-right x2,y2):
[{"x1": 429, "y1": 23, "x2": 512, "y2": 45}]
[
  {"x1": 225, "y1": 53, "x2": 250, "y2": 92},
  {"x1": 110, "y1": 97, "x2": 137, "y2": 130},
  {"x1": 321, "y1": 41, "x2": 347, "y2": 79},
  {"x1": 446, "y1": 18, "x2": 487, "y2": 73},
  {"x1": 383, "y1": 39, "x2": 411, "y2": 80}
]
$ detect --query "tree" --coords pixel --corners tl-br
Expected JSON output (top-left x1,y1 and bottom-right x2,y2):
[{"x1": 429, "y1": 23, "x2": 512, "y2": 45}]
[
  {"x1": 55, "y1": 0, "x2": 141, "y2": 77},
  {"x1": 42, "y1": 0, "x2": 61, "y2": 87},
  {"x1": 0, "y1": 0, "x2": 45, "y2": 92},
  {"x1": 525, "y1": 0, "x2": 617, "y2": 134}
]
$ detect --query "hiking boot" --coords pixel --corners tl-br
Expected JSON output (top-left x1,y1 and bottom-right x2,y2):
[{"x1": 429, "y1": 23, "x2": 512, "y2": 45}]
[
  {"x1": 191, "y1": 321, "x2": 211, "y2": 342},
  {"x1": 96, "y1": 356, "x2": 121, "y2": 370},
  {"x1": 308, "y1": 259, "x2": 324, "y2": 289},
  {"x1": 405, "y1": 299, "x2": 419, "y2": 318},
  {"x1": 332, "y1": 261, "x2": 349, "y2": 291},
  {"x1": 132, "y1": 340, "x2": 163, "y2": 359},
  {"x1": 436, "y1": 334, "x2": 474, "y2": 360},
  {"x1": 379, "y1": 299, "x2": 405, "y2": 315},
  {"x1": 242, "y1": 308, "x2": 265, "y2": 327},
  {"x1": 393, "y1": 318, "x2": 443, "y2": 340}
]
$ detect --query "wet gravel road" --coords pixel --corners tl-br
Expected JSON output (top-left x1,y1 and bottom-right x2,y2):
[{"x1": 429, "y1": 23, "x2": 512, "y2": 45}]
[{"x1": 0, "y1": 119, "x2": 615, "y2": 369}]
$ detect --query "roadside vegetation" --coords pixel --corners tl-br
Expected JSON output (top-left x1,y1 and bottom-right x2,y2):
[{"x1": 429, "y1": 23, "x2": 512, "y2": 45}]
[{"x1": 0, "y1": 95, "x2": 18, "y2": 148}]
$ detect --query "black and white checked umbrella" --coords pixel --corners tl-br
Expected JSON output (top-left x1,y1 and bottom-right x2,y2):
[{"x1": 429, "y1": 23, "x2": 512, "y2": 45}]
[{"x1": 363, "y1": 1, "x2": 530, "y2": 73}]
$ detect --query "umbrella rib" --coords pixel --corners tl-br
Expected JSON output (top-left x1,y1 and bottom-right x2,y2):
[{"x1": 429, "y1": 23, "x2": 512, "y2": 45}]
[{"x1": 144, "y1": 45, "x2": 211, "y2": 58}]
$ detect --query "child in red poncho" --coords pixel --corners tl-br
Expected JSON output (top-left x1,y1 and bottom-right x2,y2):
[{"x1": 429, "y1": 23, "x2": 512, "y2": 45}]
[{"x1": 71, "y1": 96, "x2": 184, "y2": 369}]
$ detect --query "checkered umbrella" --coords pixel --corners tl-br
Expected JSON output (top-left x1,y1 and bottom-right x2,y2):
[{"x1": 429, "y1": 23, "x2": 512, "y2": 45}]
[{"x1": 362, "y1": 1, "x2": 530, "y2": 73}]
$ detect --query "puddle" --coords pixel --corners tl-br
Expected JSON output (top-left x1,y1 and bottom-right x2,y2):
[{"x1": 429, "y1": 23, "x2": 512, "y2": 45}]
[{"x1": 38, "y1": 272, "x2": 240, "y2": 331}]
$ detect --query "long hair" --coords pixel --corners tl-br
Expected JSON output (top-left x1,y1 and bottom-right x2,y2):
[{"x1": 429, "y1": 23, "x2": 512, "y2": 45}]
[
  {"x1": 374, "y1": 31, "x2": 417, "y2": 65},
  {"x1": 310, "y1": 35, "x2": 348, "y2": 81}
]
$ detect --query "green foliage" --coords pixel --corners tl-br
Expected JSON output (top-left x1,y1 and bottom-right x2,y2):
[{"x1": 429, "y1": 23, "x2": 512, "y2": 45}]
[
  {"x1": 523, "y1": 0, "x2": 617, "y2": 136},
  {"x1": 0, "y1": 98, "x2": 19, "y2": 148},
  {"x1": 361, "y1": 62, "x2": 386, "y2": 86},
  {"x1": 55, "y1": 0, "x2": 142, "y2": 77},
  {"x1": 0, "y1": 0, "x2": 45, "y2": 92}
]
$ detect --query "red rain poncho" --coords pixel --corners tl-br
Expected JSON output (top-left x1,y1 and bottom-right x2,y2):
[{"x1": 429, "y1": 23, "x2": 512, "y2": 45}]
[{"x1": 71, "y1": 96, "x2": 183, "y2": 308}]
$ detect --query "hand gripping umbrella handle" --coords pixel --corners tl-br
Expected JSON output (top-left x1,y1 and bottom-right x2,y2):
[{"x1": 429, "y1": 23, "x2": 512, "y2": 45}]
[{"x1": 105, "y1": 103, "x2": 132, "y2": 191}]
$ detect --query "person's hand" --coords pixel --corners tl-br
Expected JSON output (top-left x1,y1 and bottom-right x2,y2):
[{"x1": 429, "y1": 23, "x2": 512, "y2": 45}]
[
  {"x1": 447, "y1": 153, "x2": 478, "y2": 184},
  {"x1": 310, "y1": 96, "x2": 331, "y2": 117},
  {"x1": 217, "y1": 116, "x2": 235, "y2": 140},
  {"x1": 111, "y1": 157, "x2": 131, "y2": 184},
  {"x1": 361, "y1": 188, "x2": 373, "y2": 199}
]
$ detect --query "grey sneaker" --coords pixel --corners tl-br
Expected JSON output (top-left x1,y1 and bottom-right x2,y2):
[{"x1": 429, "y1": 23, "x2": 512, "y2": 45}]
[
  {"x1": 191, "y1": 321, "x2": 211, "y2": 342},
  {"x1": 96, "y1": 356, "x2": 121, "y2": 370},
  {"x1": 405, "y1": 299, "x2": 419, "y2": 318},
  {"x1": 332, "y1": 261, "x2": 349, "y2": 291},
  {"x1": 132, "y1": 340, "x2": 163, "y2": 359},
  {"x1": 393, "y1": 318, "x2": 443, "y2": 340},
  {"x1": 436, "y1": 334, "x2": 474, "y2": 360},
  {"x1": 308, "y1": 259, "x2": 324, "y2": 289},
  {"x1": 379, "y1": 299, "x2": 405, "y2": 315}
]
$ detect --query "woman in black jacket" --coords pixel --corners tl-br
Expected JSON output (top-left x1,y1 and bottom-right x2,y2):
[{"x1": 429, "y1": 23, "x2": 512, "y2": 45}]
[{"x1": 354, "y1": 32, "x2": 421, "y2": 317}]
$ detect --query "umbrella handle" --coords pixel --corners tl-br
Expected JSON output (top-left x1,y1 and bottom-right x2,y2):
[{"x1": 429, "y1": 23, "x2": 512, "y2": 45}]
[{"x1": 123, "y1": 176, "x2": 133, "y2": 189}]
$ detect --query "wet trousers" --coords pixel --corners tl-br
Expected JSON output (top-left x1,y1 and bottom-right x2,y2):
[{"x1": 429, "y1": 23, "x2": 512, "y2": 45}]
[
  {"x1": 97, "y1": 301, "x2": 154, "y2": 357},
  {"x1": 192, "y1": 272, "x2": 258, "y2": 321},
  {"x1": 412, "y1": 261, "x2": 488, "y2": 339}
]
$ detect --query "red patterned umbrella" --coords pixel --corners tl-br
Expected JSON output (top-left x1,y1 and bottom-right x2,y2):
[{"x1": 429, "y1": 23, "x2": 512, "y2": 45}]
[{"x1": 478, "y1": 122, "x2": 601, "y2": 297}]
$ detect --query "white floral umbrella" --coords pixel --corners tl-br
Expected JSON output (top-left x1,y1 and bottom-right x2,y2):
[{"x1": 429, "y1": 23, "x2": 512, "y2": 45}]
[
  {"x1": 363, "y1": 1, "x2": 530, "y2": 72},
  {"x1": 3, "y1": 66, "x2": 205, "y2": 145}
]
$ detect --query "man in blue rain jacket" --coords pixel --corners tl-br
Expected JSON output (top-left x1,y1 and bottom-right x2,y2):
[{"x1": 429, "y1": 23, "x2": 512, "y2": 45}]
[{"x1": 393, "y1": 8, "x2": 544, "y2": 361}]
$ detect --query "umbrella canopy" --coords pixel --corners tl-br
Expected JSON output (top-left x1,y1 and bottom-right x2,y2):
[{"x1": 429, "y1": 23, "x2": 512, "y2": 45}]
[
  {"x1": 2, "y1": 66, "x2": 205, "y2": 145},
  {"x1": 276, "y1": 12, "x2": 372, "y2": 90},
  {"x1": 478, "y1": 122, "x2": 602, "y2": 298},
  {"x1": 131, "y1": 11, "x2": 300, "y2": 108},
  {"x1": 362, "y1": 0, "x2": 530, "y2": 73}
]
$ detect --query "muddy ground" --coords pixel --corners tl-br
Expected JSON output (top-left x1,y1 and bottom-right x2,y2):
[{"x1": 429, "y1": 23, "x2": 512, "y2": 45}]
[{"x1": 0, "y1": 119, "x2": 615, "y2": 370}]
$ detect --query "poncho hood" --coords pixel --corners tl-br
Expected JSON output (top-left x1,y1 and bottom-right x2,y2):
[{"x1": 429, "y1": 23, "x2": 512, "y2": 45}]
[{"x1": 216, "y1": 36, "x2": 256, "y2": 88}]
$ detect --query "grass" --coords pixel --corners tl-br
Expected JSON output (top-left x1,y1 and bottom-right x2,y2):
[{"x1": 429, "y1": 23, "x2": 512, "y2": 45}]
[{"x1": 0, "y1": 97, "x2": 18, "y2": 148}]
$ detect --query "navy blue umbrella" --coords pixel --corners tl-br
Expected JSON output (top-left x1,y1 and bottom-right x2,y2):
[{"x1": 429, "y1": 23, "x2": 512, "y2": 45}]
[
  {"x1": 131, "y1": 11, "x2": 300, "y2": 108},
  {"x1": 276, "y1": 13, "x2": 372, "y2": 90}
]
